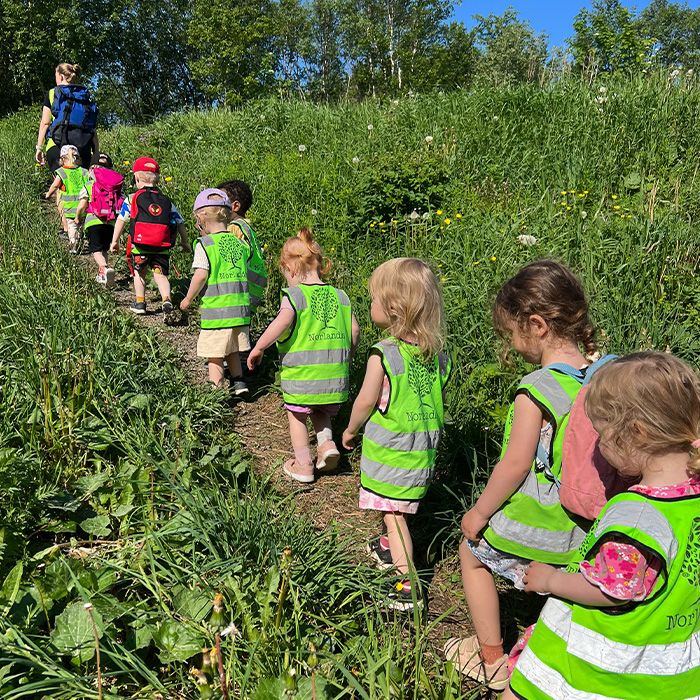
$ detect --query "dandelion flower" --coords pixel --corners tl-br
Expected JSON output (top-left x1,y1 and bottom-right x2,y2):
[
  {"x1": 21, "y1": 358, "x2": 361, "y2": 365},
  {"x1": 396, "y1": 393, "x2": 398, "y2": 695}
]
[
  {"x1": 424, "y1": 135, "x2": 433, "y2": 144},
  {"x1": 687, "y1": 68, "x2": 694, "y2": 77},
  {"x1": 311, "y1": 208, "x2": 318, "y2": 216},
  {"x1": 164, "y1": 176, "x2": 172, "y2": 182},
  {"x1": 598, "y1": 86, "x2": 607, "y2": 94},
  {"x1": 566, "y1": 206, "x2": 572, "y2": 211},
  {"x1": 560, "y1": 190, "x2": 567, "y2": 195},
  {"x1": 409, "y1": 210, "x2": 420, "y2": 220},
  {"x1": 611, "y1": 194, "x2": 618, "y2": 200},
  {"x1": 370, "y1": 222, "x2": 376, "y2": 228},
  {"x1": 352, "y1": 156, "x2": 360, "y2": 164},
  {"x1": 440, "y1": 276, "x2": 447, "y2": 283},
  {"x1": 298, "y1": 144, "x2": 307, "y2": 153},
  {"x1": 560, "y1": 202, "x2": 567, "y2": 207},
  {"x1": 367, "y1": 124, "x2": 374, "y2": 131},
  {"x1": 391, "y1": 219, "x2": 398, "y2": 224},
  {"x1": 444, "y1": 218, "x2": 451, "y2": 225},
  {"x1": 578, "y1": 193, "x2": 585, "y2": 198},
  {"x1": 456, "y1": 213, "x2": 462, "y2": 219},
  {"x1": 379, "y1": 221, "x2": 386, "y2": 227},
  {"x1": 568, "y1": 190, "x2": 575, "y2": 194},
  {"x1": 123, "y1": 160, "x2": 131, "y2": 166},
  {"x1": 473, "y1": 261, "x2": 481, "y2": 266},
  {"x1": 490, "y1": 256, "x2": 497, "y2": 262},
  {"x1": 436, "y1": 209, "x2": 443, "y2": 215},
  {"x1": 517, "y1": 234, "x2": 538, "y2": 246},
  {"x1": 613, "y1": 205, "x2": 621, "y2": 210}
]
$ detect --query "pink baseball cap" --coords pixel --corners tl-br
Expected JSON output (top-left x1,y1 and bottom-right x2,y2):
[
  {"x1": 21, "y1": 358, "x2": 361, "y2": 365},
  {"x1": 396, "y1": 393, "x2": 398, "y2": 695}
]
[{"x1": 193, "y1": 188, "x2": 231, "y2": 212}]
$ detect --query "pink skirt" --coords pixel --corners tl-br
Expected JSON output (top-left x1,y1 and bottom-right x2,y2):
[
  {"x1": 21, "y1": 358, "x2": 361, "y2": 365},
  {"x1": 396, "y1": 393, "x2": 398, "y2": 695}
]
[
  {"x1": 285, "y1": 403, "x2": 341, "y2": 417},
  {"x1": 359, "y1": 487, "x2": 420, "y2": 514}
]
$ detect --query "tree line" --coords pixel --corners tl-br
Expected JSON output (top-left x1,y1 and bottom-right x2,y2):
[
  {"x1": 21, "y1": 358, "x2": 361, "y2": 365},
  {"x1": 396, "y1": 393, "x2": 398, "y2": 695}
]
[{"x1": 1, "y1": 0, "x2": 699, "y2": 123}]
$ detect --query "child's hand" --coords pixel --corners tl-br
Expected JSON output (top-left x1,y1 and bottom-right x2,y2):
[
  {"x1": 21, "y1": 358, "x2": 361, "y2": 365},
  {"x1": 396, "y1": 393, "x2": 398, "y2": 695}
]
[
  {"x1": 247, "y1": 347, "x2": 263, "y2": 371},
  {"x1": 461, "y1": 507, "x2": 489, "y2": 541},
  {"x1": 180, "y1": 297, "x2": 191, "y2": 312},
  {"x1": 110, "y1": 241, "x2": 119, "y2": 254},
  {"x1": 523, "y1": 562, "x2": 556, "y2": 594},
  {"x1": 342, "y1": 429, "x2": 357, "y2": 450},
  {"x1": 44, "y1": 191, "x2": 51, "y2": 199}
]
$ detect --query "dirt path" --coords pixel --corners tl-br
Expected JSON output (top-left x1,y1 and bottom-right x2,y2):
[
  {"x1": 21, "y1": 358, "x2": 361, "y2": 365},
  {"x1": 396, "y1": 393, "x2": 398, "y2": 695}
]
[{"x1": 62, "y1": 224, "x2": 485, "y2": 692}]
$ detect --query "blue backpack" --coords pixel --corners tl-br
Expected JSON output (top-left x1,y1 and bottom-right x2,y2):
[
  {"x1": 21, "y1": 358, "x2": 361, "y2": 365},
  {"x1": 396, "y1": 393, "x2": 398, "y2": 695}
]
[{"x1": 48, "y1": 85, "x2": 98, "y2": 142}]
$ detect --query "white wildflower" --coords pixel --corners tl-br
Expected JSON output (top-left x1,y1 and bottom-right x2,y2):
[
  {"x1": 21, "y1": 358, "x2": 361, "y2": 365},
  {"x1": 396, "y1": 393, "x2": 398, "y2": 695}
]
[
  {"x1": 367, "y1": 124, "x2": 374, "y2": 131},
  {"x1": 352, "y1": 156, "x2": 360, "y2": 164},
  {"x1": 687, "y1": 68, "x2": 694, "y2": 77},
  {"x1": 409, "y1": 210, "x2": 420, "y2": 220},
  {"x1": 424, "y1": 135, "x2": 433, "y2": 144},
  {"x1": 670, "y1": 68, "x2": 681, "y2": 79},
  {"x1": 422, "y1": 212, "x2": 430, "y2": 220},
  {"x1": 311, "y1": 208, "x2": 318, "y2": 216},
  {"x1": 598, "y1": 85, "x2": 607, "y2": 94},
  {"x1": 298, "y1": 144, "x2": 306, "y2": 153},
  {"x1": 492, "y1": 115, "x2": 499, "y2": 121},
  {"x1": 517, "y1": 234, "x2": 538, "y2": 247},
  {"x1": 391, "y1": 99, "x2": 399, "y2": 106},
  {"x1": 221, "y1": 622, "x2": 241, "y2": 638},
  {"x1": 83, "y1": 602, "x2": 93, "y2": 610}
]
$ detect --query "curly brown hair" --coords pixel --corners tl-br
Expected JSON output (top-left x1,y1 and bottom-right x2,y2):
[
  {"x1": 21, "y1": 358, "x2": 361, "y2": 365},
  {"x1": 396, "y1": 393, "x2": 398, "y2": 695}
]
[{"x1": 492, "y1": 260, "x2": 596, "y2": 356}]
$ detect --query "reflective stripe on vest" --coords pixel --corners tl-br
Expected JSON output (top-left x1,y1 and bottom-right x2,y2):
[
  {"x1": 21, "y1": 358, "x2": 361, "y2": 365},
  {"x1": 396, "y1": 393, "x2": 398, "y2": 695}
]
[
  {"x1": 198, "y1": 234, "x2": 250, "y2": 329},
  {"x1": 510, "y1": 491, "x2": 700, "y2": 699},
  {"x1": 483, "y1": 365, "x2": 588, "y2": 564},
  {"x1": 276, "y1": 284, "x2": 353, "y2": 405},
  {"x1": 230, "y1": 220, "x2": 267, "y2": 308},
  {"x1": 360, "y1": 339, "x2": 451, "y2": 501}
]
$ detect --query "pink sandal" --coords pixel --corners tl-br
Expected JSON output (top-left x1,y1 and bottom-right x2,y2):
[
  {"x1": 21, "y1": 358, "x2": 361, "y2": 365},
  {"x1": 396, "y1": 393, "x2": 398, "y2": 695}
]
[
  {"x1": 315, "y1": 441, "x2": 340, "y2": 472},
  {"x1": 283, "y1": 458, "x2": 315, "y2": 483}
]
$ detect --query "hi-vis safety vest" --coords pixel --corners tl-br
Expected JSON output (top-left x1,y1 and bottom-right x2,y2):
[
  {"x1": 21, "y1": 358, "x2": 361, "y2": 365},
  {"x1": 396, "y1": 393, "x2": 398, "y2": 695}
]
[
  {"x1": 510, "y1": 490, "x2": 700, "y2": 699},
  {"x1": 229, "y1": 219, "x2": 267, "y2": 308},
  {"x1": 483, "y1": 366, "x2": 588, "y2": 564},
  {"x1": 198, "y1": 233, "x2": 251, "y2": 329},
  {"x1": 277, "y1": 284, "x2": 352, "y2": 405},
  {"x1": 360, "y1": 339, "x2": 451, "y2": 501},
  {"x1": 56, "y1": 166, "x2": 89, "y2": 220}
]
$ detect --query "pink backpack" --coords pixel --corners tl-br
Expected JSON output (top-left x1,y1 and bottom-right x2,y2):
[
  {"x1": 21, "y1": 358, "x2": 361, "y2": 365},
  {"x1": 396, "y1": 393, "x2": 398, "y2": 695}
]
[
  {"x1": 559, "y1": 356, "x2": 638, "y2": 520},
  {"x1": 87, "y1": 167, "x2": 125, "y2": 221}
]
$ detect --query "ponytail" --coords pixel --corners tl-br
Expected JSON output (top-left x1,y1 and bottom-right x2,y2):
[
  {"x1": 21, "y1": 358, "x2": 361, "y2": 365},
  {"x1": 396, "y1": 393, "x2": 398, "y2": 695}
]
[
  {"x1": 280, "y1": 228, "x2": 332, "y2": 278},
  {"x1": 56, "y1": 63, "x2": 82, "y2": 83}
]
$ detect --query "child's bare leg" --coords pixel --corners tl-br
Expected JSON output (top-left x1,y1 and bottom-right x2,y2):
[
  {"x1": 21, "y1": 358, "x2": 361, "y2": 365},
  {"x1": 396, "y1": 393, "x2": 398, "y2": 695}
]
[
  {"x1": 208, "y1": 358, "x2": 226, "y2": 387},
  {"x1": 309, "y1": 410, "x2": 333, "y2": 445},
  {"x1": 93, "y1": 250, "x2": 108, "y2": 273},
  {"x1": 133, "y1": 270, "x2": 147, "y2": 299},
  {"x1": 226, "y1": 351, "x2": 242, "y2": 379},
  {"x1": 287, "y1": 410, "x2": 312, "y2": 467},
  {"x1": 385, "y1": 512, "x2": 412, "y2": 575},
  {"x1": 500, "y1": 688, "x2": 517, "y2": 699},
  {"x1": 459, "y1": 539, "x2": 503, "y2": 653},
  {"x1": 153, "y1": 270, "x2": 171, "y2": 301}
]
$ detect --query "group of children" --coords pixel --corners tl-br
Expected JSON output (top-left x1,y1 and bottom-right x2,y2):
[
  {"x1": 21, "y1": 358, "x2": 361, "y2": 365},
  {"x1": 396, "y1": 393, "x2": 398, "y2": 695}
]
[{"x1": 48, "y1": 147, "x2": 699, "y2": 698}]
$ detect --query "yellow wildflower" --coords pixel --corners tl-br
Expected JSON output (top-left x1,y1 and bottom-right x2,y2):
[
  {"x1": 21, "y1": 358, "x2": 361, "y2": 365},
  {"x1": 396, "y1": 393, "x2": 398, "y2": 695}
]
[
  {"x1": 444, "y1": 218, "x2": 451, "y2": 225},
  {"x1": 164, "y1": 176, "x2": 172, "y2": 182},
  {"x1": 473, "y1": 261, "x2": 480, "y2": 266},
  {"x1": 611, "y1": 194, "x2": 618, "y2": 200},
  {"x1": 568, "y1": 190, "x2": 575, "y2": 194},
  {"x1": 560, "y1": 190, "x2": 567, "y2": 195},
  {"x1": 436, "y1": 209, "x2": 443, "y2": 215},
  {"x1": 583, "y1": 190, "x2": 589, "y2": 194},
  {"x1": 560, "y1": 201, "x2": 567, "y2": 207},
  {"x1": 613, "y1": 205, "x2": 621, "y2": 210},
  {"x1": 379, "y1": 222, "x2": 386, "y2": 228},
  {"x1": 578, "y1": 193, "x2": 585, "y2": 198},
  {"x1": 456, "y1": 213, "x2": 462, "y2": 219},
  {"x1": 490, "y1": 256, "x2": 497, "y2": 262},
  {"x1": 123, "y1": 160, "x2": 130, "y2": 166},
  {"x1": 370, "y1": 222, "x2": 376, "y2": 228},
  {"x1": 566, "y1": 206, "x2": 572, "y2": 211},
  {"x1": 440, "y1": 276, "x2": 447, "y2": 283}
]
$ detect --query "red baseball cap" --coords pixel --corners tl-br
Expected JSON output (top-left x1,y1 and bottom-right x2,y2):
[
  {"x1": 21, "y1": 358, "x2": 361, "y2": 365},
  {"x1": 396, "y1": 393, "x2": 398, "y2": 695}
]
[{"x1": 132, "y1": 156, "x2": 160, "y2": 174}]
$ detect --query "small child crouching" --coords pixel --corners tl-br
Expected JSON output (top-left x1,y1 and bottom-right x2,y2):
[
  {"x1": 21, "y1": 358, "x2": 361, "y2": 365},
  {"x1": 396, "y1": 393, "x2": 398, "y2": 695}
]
[{"x1": 180, "y1": 189, "x2": 252, "y2": 393}]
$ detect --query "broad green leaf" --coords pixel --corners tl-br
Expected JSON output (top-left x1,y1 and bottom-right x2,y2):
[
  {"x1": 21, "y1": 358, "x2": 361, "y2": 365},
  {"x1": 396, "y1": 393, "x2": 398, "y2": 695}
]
[
  {"x1": 152, "y1": 621, "x2": 203, "y2": 663},
  {"x1": 251, "y1": 677, "x2": 285, "y2": 700},
  {"x1": 51, "y1": 601, "x2": 104, "y2": 664},
  {"x1": 0, "y1": 562, "x2": 23, "y2": 615},
  {"x1": 174, "y1": 587, "x2": 211, "y2": 622},
  {"x1": 128, "y1": 394, "x2": 150, "y2": 410},
  {"x1": 76, "y1": 472, "x2": 109, "y2": 496},
  {"x1": 80, "y1": 515, "x2": 111, "y2": 537}
]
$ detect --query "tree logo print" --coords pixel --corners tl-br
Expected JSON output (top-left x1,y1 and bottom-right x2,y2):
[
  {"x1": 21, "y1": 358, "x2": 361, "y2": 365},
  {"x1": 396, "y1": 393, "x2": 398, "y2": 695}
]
[
  {"x1": 310, "y1": 287, "x2": 339, "y2": 329},
  {"x1": 218, "y1": 235, "x2": 243, "y2": 267},
  {"x1": 681, "y1": 517, "x2": 700, "y2": 587},
  {"x1": 407, "y1": 355, "x2": 437, "y2": 408}
]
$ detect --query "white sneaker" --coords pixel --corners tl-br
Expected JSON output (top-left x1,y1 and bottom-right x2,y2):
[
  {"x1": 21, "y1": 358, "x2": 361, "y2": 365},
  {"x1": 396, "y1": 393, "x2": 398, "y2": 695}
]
[
  {"x1": 95, "y1": 273, "x2": 107, "y2": 285},
  {"x1": 104, "y1": 268, "x2": 115, "y2": 288}
]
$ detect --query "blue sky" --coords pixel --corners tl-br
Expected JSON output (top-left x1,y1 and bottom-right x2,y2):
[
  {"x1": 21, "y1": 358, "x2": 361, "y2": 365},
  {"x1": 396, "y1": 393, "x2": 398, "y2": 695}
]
[{"x1": 452, "y1": 1, "x2": 700, "y2": 49}]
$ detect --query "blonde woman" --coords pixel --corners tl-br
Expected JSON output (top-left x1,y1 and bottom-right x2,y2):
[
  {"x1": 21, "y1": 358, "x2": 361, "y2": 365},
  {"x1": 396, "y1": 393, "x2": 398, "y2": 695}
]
[
  {"x1": 342, "y1": 258, "x2": 452, "y2": 611},
  {"x1": 35, "y1": 63, "x2": 98, "y2": 173}
]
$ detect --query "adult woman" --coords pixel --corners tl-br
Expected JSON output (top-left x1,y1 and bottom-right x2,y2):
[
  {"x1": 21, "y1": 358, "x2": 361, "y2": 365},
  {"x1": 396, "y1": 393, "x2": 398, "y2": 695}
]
[{"x1": 35, "y1": 63, "x2": 98, "y2": 172}]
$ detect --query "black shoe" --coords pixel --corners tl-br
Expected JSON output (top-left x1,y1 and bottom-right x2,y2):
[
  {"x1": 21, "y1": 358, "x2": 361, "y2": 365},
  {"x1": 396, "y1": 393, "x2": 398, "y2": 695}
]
[
  {"x1": 231, "y1": 379, "x2": 249, "y2": 396},
  {"x1": 384, "y1": 578, "x2": 423, "y2": 612},
  {"x1": 162, "y1": 300, "x2": 174, "y2": 323},
  {"x1": 129, "y1": 302, "x2": 147, "y2": 315},
  {"x1": 367, "y1": 536, "x2": 394, "y2": 570}
]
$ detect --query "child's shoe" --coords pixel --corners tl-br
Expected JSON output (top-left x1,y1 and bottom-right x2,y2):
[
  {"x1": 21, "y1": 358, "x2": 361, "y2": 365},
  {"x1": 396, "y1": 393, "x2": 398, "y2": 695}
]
[
  {"x1": 231, "y1": 379, "x2": 249, "y2": 396},
  {"x1": 104, "y1": 268, "x2": 115, "y2": 288},
  {"x1": 95, "y1": 273, "x2": 107, "y2": 285},
  {"x1": 383, "y1": 577, "x2": 423, "y2": 612},
  {"x1": 443, "y1": 636, "x2": 508, "y2": 691},
  {"x1": 130, "y1": 301, "x2": 147, "y2": 314},
  {"x1": 162, "y1": 299, "x2": 174, "y2": 324},
  {"x1": 367, "y1": 535, "x2": 394, "y2": 570},
  {"x1": 315, "y1": 440, "x2": 340, "y2": 472},
  {"x1": 282, "y1": 458, "x2": 314, "y2": 483}
]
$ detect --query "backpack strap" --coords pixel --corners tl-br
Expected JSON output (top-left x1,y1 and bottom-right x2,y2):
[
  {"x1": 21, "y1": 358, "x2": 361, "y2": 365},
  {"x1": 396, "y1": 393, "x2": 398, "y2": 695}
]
[
  {"x1": 546, "y1": 363, "x2": 586, "y2": 380},
  {"x1": 582, "y1": 354, "x2": 619, "y2": 386}
]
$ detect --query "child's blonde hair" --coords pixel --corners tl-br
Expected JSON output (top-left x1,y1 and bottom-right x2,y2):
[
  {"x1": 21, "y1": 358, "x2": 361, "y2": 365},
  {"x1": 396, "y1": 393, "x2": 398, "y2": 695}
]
[
  {"x1": 136, "y1": 171, "x2": 159, "y2": 187},
  {"x1": 60, "y1": 149, "x2": 80, "y2": 168},
  {"x1": 280, "y1": 228, "x2": 331, "y2": 278},
  {"x1": 196, "y1": 206, "x2": 232, "y2": 226},
  {"x1": 586, "y1": 352, "x2": 700, "y2": 475},
  {"x1": 369, "y1": 258, "x2": 445, "y2": 358},
  {"x1": 493, "y1": 260, "x2": 596, "y2": 356}
]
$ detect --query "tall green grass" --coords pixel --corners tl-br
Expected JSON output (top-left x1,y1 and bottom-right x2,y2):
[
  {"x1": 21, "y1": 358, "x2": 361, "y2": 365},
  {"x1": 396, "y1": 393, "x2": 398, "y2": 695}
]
[{"x1": 0, "y1": 111, "x2": 473, "y2": 698}]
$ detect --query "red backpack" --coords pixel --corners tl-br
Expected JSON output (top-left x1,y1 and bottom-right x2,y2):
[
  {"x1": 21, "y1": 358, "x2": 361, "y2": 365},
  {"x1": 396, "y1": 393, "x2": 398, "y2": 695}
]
[
  {"x1": 87, "y1": 168, "x2": 124, "y2": 221},
  {"x1": 558, "y1": 355, "x2": 638, "y2": 520},
  {"x1": 129, "y1": 188, "x2": 174, "y2": 249}
]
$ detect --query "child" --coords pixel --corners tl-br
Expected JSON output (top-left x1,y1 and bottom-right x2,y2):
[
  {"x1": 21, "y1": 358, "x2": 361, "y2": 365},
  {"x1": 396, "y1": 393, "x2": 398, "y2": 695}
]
[
  {"x1": 248, "y1": 228, "x2": 360, "y2": 482},
  {"x1": 506, "y1": 352, "x2": 700, "y2": 699},
  {"x1": 444, "y1": 260, "x2": 595, "y2": 689},
  {"x1": 217, "y1": 180, "x2": 268, "y2": 310},
  {"x1": 180, "y1": 189, "x2": 252, "y2": 393},
  {"x1": 75, "y1": 152, "x2": 124, "y2": 287},
  {"x1": 110, "y1": 157, "x2": 191, "y2": 318},
  {"x1": 342, "y1": 258, "x2": 451, "y2": 611},
  {"x1": 44, "y1": 144, "x2": 89, "y2": 253}
]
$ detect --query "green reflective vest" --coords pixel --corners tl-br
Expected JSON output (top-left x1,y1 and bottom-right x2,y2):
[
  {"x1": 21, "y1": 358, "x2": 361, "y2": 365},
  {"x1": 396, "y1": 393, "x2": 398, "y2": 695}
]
[
  {"x1": 46, "y1": 88, "x2": 56, "y2": 151},
  {"x1": 360, "y1": 339, "x2": 451, "y2": 501},
  {"x1": 198, "y1": 233, "x2": 251, "y2": 330},
  {"x1": 229, "y1": 219, "x2": 267, "y2": 309},
  {"x1": 277, "y1": 284, "x2": 353, "y2": 405},
  {"x1": 511, "y1": 489, "x2": 700, "y2": 699},
  {"x1": 483, "y1": 366, "x2": 588, "y2": 565},
  {"x1": 57, "y1": 167, "x2": 89, "y2": 220}
]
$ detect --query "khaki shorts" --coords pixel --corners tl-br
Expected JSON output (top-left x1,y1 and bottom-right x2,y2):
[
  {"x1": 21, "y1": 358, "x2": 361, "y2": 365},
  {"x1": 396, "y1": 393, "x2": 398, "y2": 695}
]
[{"x1": 197, "y1": 326, "x2": 251, "y2": 358}]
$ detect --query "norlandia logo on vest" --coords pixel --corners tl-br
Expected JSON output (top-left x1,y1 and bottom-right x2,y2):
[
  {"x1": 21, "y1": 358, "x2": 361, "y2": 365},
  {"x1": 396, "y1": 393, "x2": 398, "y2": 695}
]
[
  {"x1": 307, "y1": 330, "x2": 347, "y2": 342},
  {"x1": 310, "y1": 287, "x2": 339, "y2": 329}
]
